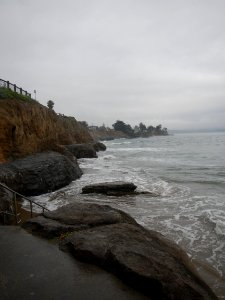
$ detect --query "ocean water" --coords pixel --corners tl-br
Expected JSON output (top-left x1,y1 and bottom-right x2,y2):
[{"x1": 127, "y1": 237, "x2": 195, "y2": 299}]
[{"x1": 27, "y1": 132, "x2": 225, "y2": 298}]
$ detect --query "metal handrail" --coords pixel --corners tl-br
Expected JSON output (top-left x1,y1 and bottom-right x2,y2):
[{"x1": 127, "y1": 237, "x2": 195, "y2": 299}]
[{"x1": 0, "y1": 182, "x2": 49, "y2": 224}]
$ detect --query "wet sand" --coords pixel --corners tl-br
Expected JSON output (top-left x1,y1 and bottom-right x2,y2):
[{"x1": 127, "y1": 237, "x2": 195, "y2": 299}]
[{"x1": 0, "y1": 226, "x2": 149, "y2": 300}]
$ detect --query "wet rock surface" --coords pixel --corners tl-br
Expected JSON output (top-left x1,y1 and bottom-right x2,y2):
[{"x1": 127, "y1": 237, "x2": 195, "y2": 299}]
[
  {"x1": 23, "y1": 202, "x2": 137, "y2": 238},
  {"x1": 66, "y1": 143, "x2": 97, "y2": 158},
  {"x1": 82, "y1": 181, "x2": 137, "y2": 196},
  {"x1": 0, "y1": 152, "x2": 82, "y2": 196},
  {"x1": 61, "y1": 223, "x2": 217, "y2": 300},
  {"x1": 22, "y1": 202, "x2": 217, "y2": 299},
  {"x1": 91, "y1": 142, "x2": 107, "y2": 152}
]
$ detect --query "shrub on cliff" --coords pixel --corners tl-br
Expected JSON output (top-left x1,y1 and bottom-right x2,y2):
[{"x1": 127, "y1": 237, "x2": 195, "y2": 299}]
[
  {"x1": 47, "y1": 100, "x2": 54, "y2": 110},
  {"x1": 0, "y1": 87, "x2": 32, "y2": 102}
]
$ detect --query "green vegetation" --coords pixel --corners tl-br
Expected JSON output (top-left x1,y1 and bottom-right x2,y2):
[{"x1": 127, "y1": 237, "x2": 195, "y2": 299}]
[
  {"x1": 112, "y1": 120, "x2": 168, "y2": 137},
  {"x1": 88, "y1": 121, "x2": 168, "y2": 138},
  {"x1": 47, "y1": 100, "x2": 54, "y2": 110},
  {"x1": 0, "y1": 87, "x2": 32, "y2": 102}
]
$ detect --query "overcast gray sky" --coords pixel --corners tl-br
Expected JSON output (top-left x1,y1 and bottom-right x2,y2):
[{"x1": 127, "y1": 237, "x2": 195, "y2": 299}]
[{"x1": 1, "y1": 0, "x2": 225, "y2": 130}]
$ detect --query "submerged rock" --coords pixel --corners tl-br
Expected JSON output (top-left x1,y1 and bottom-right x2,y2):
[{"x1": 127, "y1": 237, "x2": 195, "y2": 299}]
[
  {"x1": 22, "y1": 202, "x2": 137, "y2": 238},
  {"x1": 66, "y1": 144, "x2": 97, "y2": 158},
  {"x1": 62, "y1": 223, "x2": 217, "y2": 300},
  {"x1": 0, "y1": 152, "x2": 82, "y2": 196},
  {"x1": 82, "y1": 181, "x2": 137, "y2": 196}
]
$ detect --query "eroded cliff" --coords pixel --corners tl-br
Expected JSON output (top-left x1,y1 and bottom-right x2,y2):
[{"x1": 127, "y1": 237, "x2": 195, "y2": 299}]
[{"x1": 0, "y1": 98, "x2": 93, "y2": 162}]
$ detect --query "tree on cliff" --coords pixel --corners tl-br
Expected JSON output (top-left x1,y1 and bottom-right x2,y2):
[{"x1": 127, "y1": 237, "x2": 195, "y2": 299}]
[
  {"x1": 139, "y1": 122, "x2": 147, "y2": 132},
  {"x1": 112, "y1": 120, "x2": 134, "y2": 136},
  {"x1": 79, "y1": 121, "x2": 88, "y2": 128},
  {"x1": 47, "y1": 100, "x2": 54, "y2": 110}
]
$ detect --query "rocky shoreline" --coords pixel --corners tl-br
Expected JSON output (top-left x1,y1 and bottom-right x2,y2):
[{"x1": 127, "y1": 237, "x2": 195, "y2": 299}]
[
  {"x1": 22, "y1": 202, "x2": 217, "y2": 299},
  {"x1": 0, "y1": 142, "x2": 105, "y2": 196},
  {"x1": 0, "y1": 141, "x2": 218, "y2": 299}
]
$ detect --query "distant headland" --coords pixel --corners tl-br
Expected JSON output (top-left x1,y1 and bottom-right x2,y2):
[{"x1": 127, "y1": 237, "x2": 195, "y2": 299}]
[{"x1": 86, "y1": 120, "x2": 168, "y2": 141}]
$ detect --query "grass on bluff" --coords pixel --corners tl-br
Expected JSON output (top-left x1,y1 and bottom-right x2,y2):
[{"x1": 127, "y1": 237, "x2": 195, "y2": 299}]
[{"x1": 0, "y1": 87, "x2": 33, "y2": 102}]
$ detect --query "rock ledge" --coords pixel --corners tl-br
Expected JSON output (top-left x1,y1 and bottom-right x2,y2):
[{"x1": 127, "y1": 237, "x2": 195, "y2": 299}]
[
  {"x1": 23, "y1": 202, "x2": 217, "y2": 299},
  {"x1": 82, "y1": 181, "x2": 137, "y2": 196}
]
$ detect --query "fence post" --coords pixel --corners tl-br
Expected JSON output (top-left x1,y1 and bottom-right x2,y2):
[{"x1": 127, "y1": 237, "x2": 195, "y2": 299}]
[
  {"x1": 20, "y1": 88, "x2": 22, "y2": 95},
  {"x1": 7, "y1": 81, "x2": 9, "y2": 89},
  {"x1": 14, "y1": 84, "x2": 16, "y2": 92}
]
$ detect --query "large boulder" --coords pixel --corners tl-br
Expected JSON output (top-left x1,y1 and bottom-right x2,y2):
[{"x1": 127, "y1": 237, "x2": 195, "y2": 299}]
[
  {"x1": 0, "y1": 183, "x2": 14, "y2": 224},
  {"x1": 61, "y1": 223, "x2": 217, "y2": 300},
  {"x1": 22, "y1": 202, "x2": 137, "y2": 238},
  {"x1": 0, "y1": 152, "x2": 82, "y2": 196},
  {"x1": 91, "y1": 142, "x2": 106, "y2": 152},
  {"x1": 82, "y1": 181, "x2": 137, "y2": 196},
  {"x1": 66, "y1": 144, "x2": 97, "y2": 158}
]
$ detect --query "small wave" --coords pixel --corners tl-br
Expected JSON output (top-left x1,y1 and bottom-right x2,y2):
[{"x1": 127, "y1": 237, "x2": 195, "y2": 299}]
[
  {"x1": 109, "y1": 147, "x2": 170, "y2": 152},
  {"x1": 101, "y1": 155, "x2": 116, "y2": 160},
  {"x1": 110, "y1": 141, "x2": 132, "y2": 145},
  {"x1": 169, "y1": 178, "x2": 225, "y2": 187},
  {"x1": 200, "y1": 210, "x2": 225, "y2": 238}
]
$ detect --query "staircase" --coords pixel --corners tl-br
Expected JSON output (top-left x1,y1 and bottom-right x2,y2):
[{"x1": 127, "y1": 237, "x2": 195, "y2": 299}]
[{"x1": 0, "y1": 182, "x2": 49, "y2": 224}]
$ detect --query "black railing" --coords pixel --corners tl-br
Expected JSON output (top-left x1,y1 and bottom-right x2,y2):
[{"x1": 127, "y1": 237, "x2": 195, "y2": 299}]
[
  {"x1": 0, "y1": 182, "x2": 49, "y2": 224},
  {"x1": 0, "y1": 78, "x2": 31, "y2": 98}
]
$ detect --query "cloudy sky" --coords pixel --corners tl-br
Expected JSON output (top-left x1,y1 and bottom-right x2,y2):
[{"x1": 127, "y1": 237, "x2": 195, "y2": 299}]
[{"x1": 1, "y1": 0, "x2": 225, "y2": 130}]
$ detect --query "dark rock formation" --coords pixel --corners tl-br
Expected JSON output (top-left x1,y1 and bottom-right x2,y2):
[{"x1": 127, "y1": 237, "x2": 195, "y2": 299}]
[
  {"x1": 0, "y1": 183, "x2": 14, "y2": 224},
  {"x1": 66, "y1": 144, "x2": 97, "y2": 159},
  {"x1": 23, "y1": 202, "x2": 217, "y2": 299},
  {"x1": 62, "y1": 223, "x2": 217, "y2": 300},
  {"x1": 91, "y1": 142, "x2": 106, "y2": 152},
  {"x1": 82, "y1": 181, "x2": 137, "y2": 196},
  {"x1": 22, "y1": 215, "x2": 83, "y2": 238},
  {"x1": 22, "y1": 202, "x2": 137, "y2": 238},
  {"x1": 0, "y1": 152, "x2": 82, "y2": 196}
]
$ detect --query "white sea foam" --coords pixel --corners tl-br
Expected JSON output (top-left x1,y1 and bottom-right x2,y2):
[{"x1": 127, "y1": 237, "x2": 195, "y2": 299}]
[
  {"x1": 110, "y1": 141, "x2": 132, "y2": 145},
  {"x1": 200, "y1": 210, "x2": 225, "y2": 238},
  {"x1": 101, "y1": 155, "x2": 116, "y2": 160}
]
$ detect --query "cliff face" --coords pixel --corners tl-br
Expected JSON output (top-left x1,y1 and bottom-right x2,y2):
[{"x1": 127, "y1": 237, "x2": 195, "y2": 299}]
[
  {"x1": 90, "y1": 128, "x2": 128, "y2": 141},
  {"x1": 0, "y1": 98, "x2": 93, "y2": 162}
]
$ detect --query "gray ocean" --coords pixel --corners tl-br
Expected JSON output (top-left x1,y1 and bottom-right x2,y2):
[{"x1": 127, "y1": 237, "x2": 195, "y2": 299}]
[{"x1": 28, "y1": 132, "x2": 225, "y2": 298}]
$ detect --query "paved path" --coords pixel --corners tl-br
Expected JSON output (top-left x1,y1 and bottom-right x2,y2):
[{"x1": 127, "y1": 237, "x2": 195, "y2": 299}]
[{"x1": 0, "y1": 226, "x2": 148, "y2": 300}]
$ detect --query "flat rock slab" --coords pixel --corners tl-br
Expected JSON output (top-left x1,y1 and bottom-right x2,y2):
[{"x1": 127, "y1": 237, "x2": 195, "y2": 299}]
[
  {"x1": 23, "y1": 202, "x2": 137, "y2": 238},
  {"x1": 82, "y1": 181, "x2": 137, "y2": 196},
  {"x1": 61, "y1": 223, "x2": 217, "y2": 300}
]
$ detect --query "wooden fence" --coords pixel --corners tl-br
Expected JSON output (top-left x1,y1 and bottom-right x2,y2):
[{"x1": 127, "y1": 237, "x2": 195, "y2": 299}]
[{"x1": 0, "y1": 78, "x2": 31, "y2": 98}]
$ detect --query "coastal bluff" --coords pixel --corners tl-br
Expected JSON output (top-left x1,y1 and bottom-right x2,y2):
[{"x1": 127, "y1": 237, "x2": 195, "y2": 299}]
[{"x1": 0, "y1": 98, "x2": 93, "y2": 162}]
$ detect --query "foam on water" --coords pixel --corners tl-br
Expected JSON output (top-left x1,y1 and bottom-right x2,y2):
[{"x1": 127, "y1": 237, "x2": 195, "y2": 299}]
[{"x1": 201, "y1": 210, "x2": 225, "y2": 238}]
